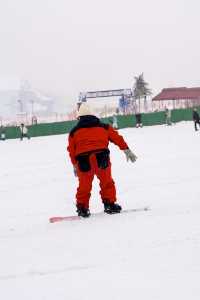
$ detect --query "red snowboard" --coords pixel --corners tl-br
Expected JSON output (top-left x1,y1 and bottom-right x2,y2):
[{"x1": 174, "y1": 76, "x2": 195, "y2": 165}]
[{"x1": 49, "y1": 207, "x2": 150, "y2": 223}]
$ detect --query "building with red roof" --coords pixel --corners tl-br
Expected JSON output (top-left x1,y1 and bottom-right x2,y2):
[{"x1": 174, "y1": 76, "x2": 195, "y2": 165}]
[{"x1": 152, "y1": 87, "x2": 200, "y2": 110}]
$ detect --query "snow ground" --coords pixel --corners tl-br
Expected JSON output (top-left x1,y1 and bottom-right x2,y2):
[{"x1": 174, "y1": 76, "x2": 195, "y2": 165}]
[{"x1": 0, "y1": 121, "x2": 200, "y2": 300}]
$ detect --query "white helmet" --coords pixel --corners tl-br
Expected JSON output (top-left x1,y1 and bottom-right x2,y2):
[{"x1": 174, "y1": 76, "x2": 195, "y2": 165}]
[{"x1": 77, "y1": 102, "x2": 93, "y2": 117}]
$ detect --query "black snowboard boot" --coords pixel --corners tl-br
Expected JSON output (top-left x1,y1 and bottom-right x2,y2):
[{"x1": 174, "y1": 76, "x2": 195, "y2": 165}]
[
  {"x1": 103, "y1": 202, "x2": 122, "y2": 214},
  {"x1": 76, "y1": 205, "x2": 91, "y2": 218}
]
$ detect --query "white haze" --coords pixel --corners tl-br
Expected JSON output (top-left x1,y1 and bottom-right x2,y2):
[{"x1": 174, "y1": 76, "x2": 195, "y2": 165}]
[{"x1": 0, "y1": 0, "x2": 200, "y2": 106}]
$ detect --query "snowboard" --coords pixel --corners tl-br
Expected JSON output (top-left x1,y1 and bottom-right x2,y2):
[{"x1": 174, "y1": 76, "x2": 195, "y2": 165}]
[{"x1": 49, "y1": 206, "x2": 150, "y2": 223}]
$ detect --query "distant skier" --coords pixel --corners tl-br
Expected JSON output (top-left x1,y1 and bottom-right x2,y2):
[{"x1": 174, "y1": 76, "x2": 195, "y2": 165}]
[
  {"x1": 0, "y1": 126, "x2": 6, "y2": 141},
  {"x1": 165, "y1": 108, "x2": 172, "y2": 126},
  {"x1": 135, "y1": 113, "x2": 143, "y2": 128},
  {"x1": 192, "y1": 108, "x2": 200, "y2": 131},
  {"x1": 19, "y1": 123, "x2": 30, "y2": 140},
  {"x1": 67, "y1": 103, "x2": 137, "y2": 218},
  {"x1": 112, "y1": 114, "x2": 118, "y2": 129}
]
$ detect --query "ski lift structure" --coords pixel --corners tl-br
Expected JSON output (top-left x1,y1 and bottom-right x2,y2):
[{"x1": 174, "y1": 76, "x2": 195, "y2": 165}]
[{"x1": 78, "y1": 88, "x2": 137, "y2": 115}]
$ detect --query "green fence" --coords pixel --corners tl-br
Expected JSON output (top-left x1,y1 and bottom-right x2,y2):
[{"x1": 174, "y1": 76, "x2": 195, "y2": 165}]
[
  {"x1": 1, "y1": 108, "x2": 195, "y2": 140},
  {"x1": 1, "y1": 120, "x2": 77, "y2": 140}
]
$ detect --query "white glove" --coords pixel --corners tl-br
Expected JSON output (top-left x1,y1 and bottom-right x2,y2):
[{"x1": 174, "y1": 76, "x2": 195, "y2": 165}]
[{"x1": 124, "y1": 149, "x2": 137, "y2": 163}]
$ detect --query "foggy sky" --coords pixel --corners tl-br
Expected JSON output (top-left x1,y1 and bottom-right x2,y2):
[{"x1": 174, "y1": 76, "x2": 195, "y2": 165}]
[{"x1": 0, "y1": 0, "x2": 200, "y2": 104}]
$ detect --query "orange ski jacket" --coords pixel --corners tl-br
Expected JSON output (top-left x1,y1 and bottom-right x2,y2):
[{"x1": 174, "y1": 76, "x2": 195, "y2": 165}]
[{"x1": 67, "y1": 115, "x2": 128, "y2": 165}]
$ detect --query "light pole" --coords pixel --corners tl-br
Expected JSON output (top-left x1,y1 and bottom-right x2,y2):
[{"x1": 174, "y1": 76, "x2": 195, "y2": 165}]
[{"x1": 18, "y1": 99, "x2": 23, "y2": 113}]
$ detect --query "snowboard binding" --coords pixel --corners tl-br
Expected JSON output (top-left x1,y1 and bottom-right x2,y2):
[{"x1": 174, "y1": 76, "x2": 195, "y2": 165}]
[
  {"x1": 76, "y1": 205, "x2": 91, "y2": 218},
  {"x1": 103, "y1": 202, "x2": 122, "y2": 214}
]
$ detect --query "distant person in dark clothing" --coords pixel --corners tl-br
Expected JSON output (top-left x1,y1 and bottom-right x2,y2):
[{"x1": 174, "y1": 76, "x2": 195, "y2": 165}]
[
  {"x1": 135, "y1": 113, "x2": 143, "y2": 128},
  {"x1": 192, "y1": 108, "x2": 200, "y2": 131}
]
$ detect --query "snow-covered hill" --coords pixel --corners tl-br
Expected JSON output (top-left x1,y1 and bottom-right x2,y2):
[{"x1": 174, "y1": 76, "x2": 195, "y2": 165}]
[{"x1": 0, "y1": 121, "x2": 200, "y2": 300}]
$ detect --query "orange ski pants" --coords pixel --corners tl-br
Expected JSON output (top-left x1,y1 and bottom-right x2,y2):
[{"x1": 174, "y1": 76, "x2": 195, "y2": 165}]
[{"x1": 76, "y1": 153, "x2": 116, "y2": 208}]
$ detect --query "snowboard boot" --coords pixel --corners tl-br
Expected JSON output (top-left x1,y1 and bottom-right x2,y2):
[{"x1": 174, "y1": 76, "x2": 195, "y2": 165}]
[
  {"x1": 76, "y1": 205, "x2": 91, "y2": 218},
  {"x1": 103, "y1": 202, "x2": 122, "y2": 214}
]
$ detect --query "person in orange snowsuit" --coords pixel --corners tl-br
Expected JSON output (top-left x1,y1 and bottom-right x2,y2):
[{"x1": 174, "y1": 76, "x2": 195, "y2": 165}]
[{"x1": 67, "y1": 103, "x2": 137, "y2": 217}]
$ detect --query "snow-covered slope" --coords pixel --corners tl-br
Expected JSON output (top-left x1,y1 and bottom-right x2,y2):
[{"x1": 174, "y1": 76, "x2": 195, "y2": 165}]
[{"x1": 0, "y1": 122, "x2": 200, "y2": 300}]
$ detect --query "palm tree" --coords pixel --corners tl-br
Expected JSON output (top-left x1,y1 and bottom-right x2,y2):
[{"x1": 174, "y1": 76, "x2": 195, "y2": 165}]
[{"x1": 133, "y1": 73, "x2": 152, "y2": 112}]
